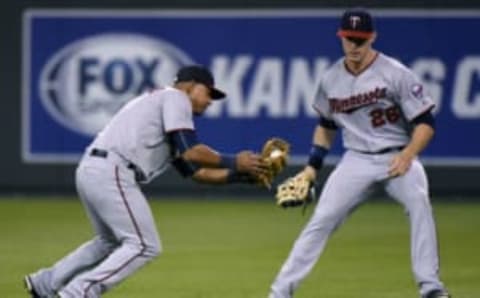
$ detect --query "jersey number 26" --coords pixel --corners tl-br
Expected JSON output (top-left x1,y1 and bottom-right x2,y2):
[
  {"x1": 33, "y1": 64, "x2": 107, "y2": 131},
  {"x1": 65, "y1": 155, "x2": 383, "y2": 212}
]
[{"x1": 369, "y1": 106, "x2": 401, "y2": 127}]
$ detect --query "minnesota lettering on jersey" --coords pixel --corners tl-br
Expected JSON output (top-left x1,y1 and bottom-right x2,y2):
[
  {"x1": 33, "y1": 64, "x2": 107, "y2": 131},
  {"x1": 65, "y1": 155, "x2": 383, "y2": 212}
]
[{"x1": 329, "y1": 87, "x2": 387, "y2": 113}]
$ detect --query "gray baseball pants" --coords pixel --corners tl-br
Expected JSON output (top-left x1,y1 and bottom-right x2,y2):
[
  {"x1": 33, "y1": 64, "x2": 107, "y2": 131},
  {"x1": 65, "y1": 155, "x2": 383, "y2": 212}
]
[
  {"x1": 28, "y1": 153, "x2": 161, "y2": 297},
  {"x1": 269, "y1": 150, "x2": 446, "y2": 298}
]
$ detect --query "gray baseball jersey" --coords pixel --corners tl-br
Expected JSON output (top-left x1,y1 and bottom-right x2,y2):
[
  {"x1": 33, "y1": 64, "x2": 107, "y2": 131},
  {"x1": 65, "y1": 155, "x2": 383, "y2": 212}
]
[
  {"x1": 27, "y1": 87, "x2": 195, "y2": 297},
  {"x1": 269, "y1": 52, "x2": 447, "y2": 298},
  {"x1": 313, "y1": 52, "x2": 434, "y2": 153},
  {"x1": 91, "y1": 87, "x2": 195, "y2": 183}
]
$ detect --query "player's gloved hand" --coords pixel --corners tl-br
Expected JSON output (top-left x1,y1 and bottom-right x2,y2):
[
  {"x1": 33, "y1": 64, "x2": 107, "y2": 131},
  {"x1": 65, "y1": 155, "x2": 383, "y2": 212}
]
[
  {"x1": 255, "y1": 138, "x2": 290, "y2": 189},
  {"x1": 275, "y1": 169, "x2": 316, "y2": 208}
]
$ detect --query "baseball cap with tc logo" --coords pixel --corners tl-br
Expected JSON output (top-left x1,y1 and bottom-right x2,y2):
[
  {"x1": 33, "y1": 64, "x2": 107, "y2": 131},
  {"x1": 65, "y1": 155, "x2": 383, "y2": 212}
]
[{"x1": 337, "y1": 8, "x2": 375, "y2": 40}]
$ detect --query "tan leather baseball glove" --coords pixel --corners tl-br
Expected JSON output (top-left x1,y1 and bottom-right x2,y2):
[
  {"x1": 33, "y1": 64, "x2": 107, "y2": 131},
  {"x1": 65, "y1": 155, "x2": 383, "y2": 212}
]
[
  {"x1": 275, "y1": 172, "x2": 315, "y2": 208},
  {"x1": 257, "y1": 137, "x2": 290, "y2": 188}
]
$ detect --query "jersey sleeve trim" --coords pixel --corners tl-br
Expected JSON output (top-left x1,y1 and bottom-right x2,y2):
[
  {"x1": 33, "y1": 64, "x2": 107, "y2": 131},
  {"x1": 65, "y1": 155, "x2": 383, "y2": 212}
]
[
  {"x1": 412, "y1": 110, "x2": 435, "y2": 128},
  {"x1": 165, "y1": 128, "x2": 195, "y2": 133},
  {"x1": 407, "y1": 103, "x2": 435, "y2": 122},
  {"x1": 318, "y1": 116, "x2": 338, "y2": 130},
  {"x1": 167, "y1": 129, "x2": 200, "y2": 155}
]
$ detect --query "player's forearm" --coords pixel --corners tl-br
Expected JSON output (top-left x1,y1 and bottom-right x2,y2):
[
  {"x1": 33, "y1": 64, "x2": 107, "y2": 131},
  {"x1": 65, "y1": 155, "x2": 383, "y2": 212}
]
[
  {"x1": 403, "y1": 124, "x2": 434, "y2": 158},
  {"x1": 192, "y1": 168, "x2": 229, "y2": 184},
  {"x1": 312, "y1": 125, "x2": 336, "y2": 148},
  {"x1": 303, "y1": 125, "x2": 337, "y2": 180},
  {"x1": 192, "y1": 168, "x2": 254, "y2": 185},
  {"x1": 182, "y1": 144, "x2": 223, "y2": 167}
]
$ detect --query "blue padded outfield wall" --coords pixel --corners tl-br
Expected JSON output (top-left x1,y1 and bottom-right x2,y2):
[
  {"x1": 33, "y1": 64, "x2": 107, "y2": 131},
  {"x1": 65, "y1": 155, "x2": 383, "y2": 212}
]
[{"x1": 23, "y1": 9, "x2": 480, "y2": 167}]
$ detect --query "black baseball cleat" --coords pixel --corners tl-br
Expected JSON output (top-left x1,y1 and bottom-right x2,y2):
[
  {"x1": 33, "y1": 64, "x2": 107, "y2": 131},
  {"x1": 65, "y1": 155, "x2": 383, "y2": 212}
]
[
  {"x1": 424, "y1": 289, "x2": 451, "y2": 298},
  {"x1": 24, "y1": 275, "x2": 41, "y2": 298}
]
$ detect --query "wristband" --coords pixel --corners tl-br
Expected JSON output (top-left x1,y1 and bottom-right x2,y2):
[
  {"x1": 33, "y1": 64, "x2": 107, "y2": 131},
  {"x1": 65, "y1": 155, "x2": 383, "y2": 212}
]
[
  {"x1": 220, "y1": 154, "x2": 236, "y2": 170},
  {"x1": 308, "y1": 145, "x2": 329, "y2": 170}
]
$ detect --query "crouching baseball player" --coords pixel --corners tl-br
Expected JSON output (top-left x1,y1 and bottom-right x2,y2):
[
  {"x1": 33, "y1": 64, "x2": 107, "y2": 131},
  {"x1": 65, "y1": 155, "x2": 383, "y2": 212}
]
[{"x1": 24, "y1": 65, "x2": 288, "y2": 298}]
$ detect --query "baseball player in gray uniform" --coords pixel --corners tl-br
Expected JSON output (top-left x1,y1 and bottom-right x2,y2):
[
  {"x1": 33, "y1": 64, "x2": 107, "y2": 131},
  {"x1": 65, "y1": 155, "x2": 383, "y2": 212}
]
[
  {"x1": 24, "y1": 65, "x2": 266, "y2": 298},
  {"x1": 269, "y1": 9, "x2": 450, "y2": 298}
]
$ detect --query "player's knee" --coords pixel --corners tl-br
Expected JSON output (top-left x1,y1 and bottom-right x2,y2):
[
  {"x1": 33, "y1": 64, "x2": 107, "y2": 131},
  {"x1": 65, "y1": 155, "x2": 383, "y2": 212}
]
[
  {"x1": 121, "y1": 236, "x2": 160, "y2": 259},
  {"x1": 138, "y1": 235, "x2": 162, "y2": 259},
  {"x1": 305, "y1": 217, "x2": 336, "y2": 234},
  {"x1": 144, "y1": 239, "x2": 162, "y2": 258},
  {"x1": 317, "y1": 207, "x2": 346, "y2": 223}
]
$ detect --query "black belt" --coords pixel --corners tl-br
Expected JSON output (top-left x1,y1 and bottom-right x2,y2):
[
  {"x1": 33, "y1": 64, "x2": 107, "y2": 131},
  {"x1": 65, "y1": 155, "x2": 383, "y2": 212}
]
[
  {"x1": 90, "y1": 148, "x2": 146, "y2": 182},
  {"x1": 354, "y1": 146, "x2": 405, "y2": 155}
]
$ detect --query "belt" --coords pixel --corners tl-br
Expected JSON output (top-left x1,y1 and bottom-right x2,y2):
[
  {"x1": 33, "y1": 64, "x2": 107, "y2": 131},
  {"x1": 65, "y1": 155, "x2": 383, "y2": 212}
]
[
  {"x1": 353, "y1": 146, "x2": 405, "y2": 155},
  {"x1": 89, "y1": 148, "x2": 146, "y2": 182}
]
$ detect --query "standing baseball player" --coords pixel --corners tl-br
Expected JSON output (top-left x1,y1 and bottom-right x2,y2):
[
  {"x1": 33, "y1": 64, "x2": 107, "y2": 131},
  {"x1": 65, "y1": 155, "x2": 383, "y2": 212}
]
[
  {"x1": 24, "y1": 65, "x2": 269, "y2": 298},
  {"x1": 269, "y1": 8, "x2": 450, "y2": 298}
]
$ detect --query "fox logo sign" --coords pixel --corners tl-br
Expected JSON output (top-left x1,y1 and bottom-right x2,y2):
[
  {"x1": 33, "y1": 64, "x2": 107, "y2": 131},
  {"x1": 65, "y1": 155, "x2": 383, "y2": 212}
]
[{"x1": 39, "y1": 33, "x2": 194, "y2": 136}]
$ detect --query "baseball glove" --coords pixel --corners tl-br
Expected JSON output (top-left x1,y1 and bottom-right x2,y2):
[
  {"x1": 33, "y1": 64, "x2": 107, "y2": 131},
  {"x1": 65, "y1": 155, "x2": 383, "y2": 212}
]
[
  {"x1": 275, "y1": 173, "x2": 315, "y2": 208},
  {"x1": 257, "y1": 137, "x2": 290, "y2": 188}
]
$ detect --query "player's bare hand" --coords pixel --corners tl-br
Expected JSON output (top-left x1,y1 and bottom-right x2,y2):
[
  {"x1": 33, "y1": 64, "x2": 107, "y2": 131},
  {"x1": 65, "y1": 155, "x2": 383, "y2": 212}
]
[
  {"x1": 235, "y1": 151, "x2": 267, "y2": 176},
  {"x1": 388, "y1": 151, "x2": 415, "y2": 177}
]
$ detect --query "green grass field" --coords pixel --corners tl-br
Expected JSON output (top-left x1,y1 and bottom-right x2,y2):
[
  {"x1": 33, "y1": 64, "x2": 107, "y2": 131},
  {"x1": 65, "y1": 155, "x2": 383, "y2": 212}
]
[{"x1": 1, "y1": 197, "x2": 479, "y2": 298}]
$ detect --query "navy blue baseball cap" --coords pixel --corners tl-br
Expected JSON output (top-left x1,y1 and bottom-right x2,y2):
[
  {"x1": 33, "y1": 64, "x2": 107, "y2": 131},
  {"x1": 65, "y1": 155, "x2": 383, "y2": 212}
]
[
  {"x1": 175, "y1": 65, "x2": 226, "y2": 100},
  {"x1": 337, "y1": 8, "x2": 375, "y2": 39}
]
